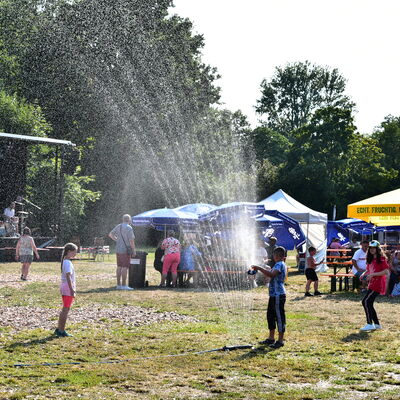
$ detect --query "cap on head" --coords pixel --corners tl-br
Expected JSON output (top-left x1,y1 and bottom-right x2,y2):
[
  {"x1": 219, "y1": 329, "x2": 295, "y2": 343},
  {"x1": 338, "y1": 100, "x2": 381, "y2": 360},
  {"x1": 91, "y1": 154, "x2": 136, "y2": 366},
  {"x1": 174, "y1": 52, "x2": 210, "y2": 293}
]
[
  {"x1": 369, "y1": 240, "x2": 380, "y2": 248},
  {"x1": 269, "y1": 236, "x2": 277, "y2": 242}
]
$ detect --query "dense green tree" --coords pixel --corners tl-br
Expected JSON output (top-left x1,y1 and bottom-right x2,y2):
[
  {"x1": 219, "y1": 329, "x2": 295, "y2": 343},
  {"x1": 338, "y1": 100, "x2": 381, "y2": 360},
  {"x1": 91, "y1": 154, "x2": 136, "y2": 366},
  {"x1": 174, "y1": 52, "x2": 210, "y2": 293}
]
[
  {"x1": 280, "y1": 107, "x2": 395, "y2": 216},
  {"x1": 255, "y1": 159, "x2": 280, "y2": 200},
  {"x1": 256, "y1": 61, "x2": 354, "y2": 135},
  {"x1": 251, "y1": 127, "x2": 290, "y2": 165},
  {"x1": 0, "y1": 91, "x2": 50, "y2": 205},
  {"x1": 0, "y1": 0, "x2": 224, "y2": 238},
  {"x1": 345, "y1": 135, "x2": 397, "y2": 205},
  {"x1": 373, "y1": 115, "x2": 400, "y2": 188}
]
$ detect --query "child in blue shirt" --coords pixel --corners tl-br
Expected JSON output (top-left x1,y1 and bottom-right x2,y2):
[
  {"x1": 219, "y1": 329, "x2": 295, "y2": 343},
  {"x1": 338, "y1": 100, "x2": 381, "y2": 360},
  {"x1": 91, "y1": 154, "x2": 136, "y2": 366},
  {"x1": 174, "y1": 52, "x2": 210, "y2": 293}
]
[{"x1": 251, "y1": 246, "x2": 287, "y2": 349}]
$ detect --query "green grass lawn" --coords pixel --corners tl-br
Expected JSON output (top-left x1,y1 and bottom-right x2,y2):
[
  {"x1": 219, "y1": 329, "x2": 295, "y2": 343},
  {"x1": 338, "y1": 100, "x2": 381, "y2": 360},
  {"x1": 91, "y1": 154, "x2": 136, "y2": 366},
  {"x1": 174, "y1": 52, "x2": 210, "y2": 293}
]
[{"x1": 0, "y1": 252, "x2": 399, "y2": 399}]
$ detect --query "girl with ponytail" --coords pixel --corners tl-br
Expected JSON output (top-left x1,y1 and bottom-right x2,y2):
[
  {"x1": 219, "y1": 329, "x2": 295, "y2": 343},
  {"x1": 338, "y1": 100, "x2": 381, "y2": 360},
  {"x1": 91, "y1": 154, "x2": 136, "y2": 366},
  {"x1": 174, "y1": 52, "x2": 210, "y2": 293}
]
[{"x1": 55, "y1": 243, "x2": 78, "y2": 337}]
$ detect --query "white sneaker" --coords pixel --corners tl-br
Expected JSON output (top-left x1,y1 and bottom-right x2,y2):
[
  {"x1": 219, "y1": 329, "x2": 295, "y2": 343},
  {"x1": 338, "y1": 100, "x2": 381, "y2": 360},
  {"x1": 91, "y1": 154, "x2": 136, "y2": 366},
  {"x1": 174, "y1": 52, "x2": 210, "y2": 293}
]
[
  {"x1": 374, "y1": 324, "x2": 382, "y2": 329},
  {"x1": 116, "y1": 285, "x2": 123, "y2": 290},
  {"x1": 360, "y1": 324, "x2": 376, "y2": 331},
  {"x1": 122, "y1": 286, "x2": 134, "y2": 290}
]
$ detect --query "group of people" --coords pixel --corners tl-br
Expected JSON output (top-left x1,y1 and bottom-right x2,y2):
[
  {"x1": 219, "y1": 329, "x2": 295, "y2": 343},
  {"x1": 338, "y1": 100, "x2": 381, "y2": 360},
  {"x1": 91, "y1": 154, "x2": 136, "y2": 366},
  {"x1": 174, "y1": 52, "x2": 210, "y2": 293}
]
[
  {"x1": 251, "y1": 238, "x2": 397, "y2": 350},
  {"x1": 154, "y1": 230, "x2": 202, "y2": 288},
  {"x1": 304, "y1": 238, "x2": 399, "y2": 332},
  {"x1": 9, "y1": 212, "x2": 399, "y2": 343}
]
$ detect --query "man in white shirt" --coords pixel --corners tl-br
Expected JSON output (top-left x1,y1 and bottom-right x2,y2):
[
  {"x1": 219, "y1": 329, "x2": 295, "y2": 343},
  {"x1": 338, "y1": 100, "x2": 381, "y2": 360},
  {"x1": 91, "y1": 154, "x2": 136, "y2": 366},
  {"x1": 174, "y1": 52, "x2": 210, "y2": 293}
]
[
  {"x1": 352, "y1": 240, "x2": 369, "y2": 291},
  {"x1": 3, "y1": 202, "x2": 15, "y2": 221}
]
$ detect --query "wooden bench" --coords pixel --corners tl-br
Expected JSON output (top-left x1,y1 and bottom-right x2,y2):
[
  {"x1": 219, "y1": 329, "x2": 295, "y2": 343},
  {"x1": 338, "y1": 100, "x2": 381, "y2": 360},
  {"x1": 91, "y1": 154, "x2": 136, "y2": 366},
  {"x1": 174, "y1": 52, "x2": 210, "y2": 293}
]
[{"x1": 321, "y1": 273, "x2": 355, "y2": 292}]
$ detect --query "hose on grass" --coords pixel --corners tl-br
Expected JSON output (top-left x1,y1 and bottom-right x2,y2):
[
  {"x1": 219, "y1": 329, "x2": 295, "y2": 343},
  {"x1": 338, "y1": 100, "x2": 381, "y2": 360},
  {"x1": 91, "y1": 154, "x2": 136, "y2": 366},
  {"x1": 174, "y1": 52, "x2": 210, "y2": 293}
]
[{"x1": 1, "y1": 344, "x2": 254, "y2": 368}]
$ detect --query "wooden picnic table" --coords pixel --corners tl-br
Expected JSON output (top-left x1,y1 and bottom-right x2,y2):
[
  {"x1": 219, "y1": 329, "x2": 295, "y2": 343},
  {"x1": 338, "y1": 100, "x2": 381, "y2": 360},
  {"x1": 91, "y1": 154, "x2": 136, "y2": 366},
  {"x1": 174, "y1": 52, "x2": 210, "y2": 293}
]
[
  {"x1": 321, "y1": 272, "x2": 355, "y2": 292},
  {"x1": 324, "y1": 248, "x2": 354, "y2": 291}
]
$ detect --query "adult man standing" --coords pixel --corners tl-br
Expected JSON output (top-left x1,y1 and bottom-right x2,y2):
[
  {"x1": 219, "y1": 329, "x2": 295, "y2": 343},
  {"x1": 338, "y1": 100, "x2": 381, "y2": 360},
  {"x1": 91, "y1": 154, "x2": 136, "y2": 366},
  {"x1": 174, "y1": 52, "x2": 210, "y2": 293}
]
[
  {"x1": 109, "y1": 214, "x2": 136, "y2": 290},
  {"x1": 352, "y1": 240, "x2": 369, "y2": 292}
]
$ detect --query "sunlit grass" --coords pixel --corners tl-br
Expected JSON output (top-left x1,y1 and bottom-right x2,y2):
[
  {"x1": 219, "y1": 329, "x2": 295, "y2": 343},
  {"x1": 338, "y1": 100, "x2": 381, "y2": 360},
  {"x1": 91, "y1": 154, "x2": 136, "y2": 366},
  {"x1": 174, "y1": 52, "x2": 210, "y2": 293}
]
[{"x1": 0, "y1": 254, "x2": 399, "y2": 399}]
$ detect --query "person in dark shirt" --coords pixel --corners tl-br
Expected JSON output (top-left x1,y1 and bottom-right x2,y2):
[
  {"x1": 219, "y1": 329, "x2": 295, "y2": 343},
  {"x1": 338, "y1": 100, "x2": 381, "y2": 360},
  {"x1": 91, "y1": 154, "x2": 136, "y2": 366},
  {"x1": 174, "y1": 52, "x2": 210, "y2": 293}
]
[{"x1": 154, "y1": 240, "x2": 164, "y2": 275}]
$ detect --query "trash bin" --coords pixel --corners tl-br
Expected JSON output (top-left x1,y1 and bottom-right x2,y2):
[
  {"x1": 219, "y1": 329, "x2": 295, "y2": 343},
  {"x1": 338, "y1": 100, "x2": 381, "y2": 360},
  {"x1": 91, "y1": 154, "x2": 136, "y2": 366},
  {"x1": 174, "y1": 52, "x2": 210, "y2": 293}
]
[{"x1": 128, "y1": 251, "x2": 148, "y2": 288}]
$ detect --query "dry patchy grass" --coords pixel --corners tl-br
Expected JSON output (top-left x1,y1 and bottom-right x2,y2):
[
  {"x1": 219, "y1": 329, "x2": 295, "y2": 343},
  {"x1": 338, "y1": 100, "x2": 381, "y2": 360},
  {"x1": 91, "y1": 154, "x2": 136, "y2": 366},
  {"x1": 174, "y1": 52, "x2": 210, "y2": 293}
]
[{"x1": 0, "y1": 254, "x2": 399, "y2": 399}]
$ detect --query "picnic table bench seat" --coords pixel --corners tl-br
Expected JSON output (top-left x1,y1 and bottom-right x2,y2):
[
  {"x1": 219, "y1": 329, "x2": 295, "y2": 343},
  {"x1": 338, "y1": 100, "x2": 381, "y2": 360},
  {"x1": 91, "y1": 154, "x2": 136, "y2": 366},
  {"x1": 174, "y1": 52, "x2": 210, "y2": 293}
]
[{"x1": 321, "y1": 272, "x2": 356, "y2": 292}]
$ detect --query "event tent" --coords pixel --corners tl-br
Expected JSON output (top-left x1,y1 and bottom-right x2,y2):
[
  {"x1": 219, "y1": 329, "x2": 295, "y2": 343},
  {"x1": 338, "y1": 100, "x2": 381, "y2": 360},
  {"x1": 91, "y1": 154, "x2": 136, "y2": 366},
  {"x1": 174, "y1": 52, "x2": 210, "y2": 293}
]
[
  {"x1": 258, "y1": 189, "x2": 327, "y2": 252},
  {"x1": 132, "y1": 208, "x2": 198, "y2": 233},
  {"x1": 256, "y1": 211, "x2": 306, "y2": 250},
  {"x1": 347, "y1": 188, "x2": 400, "y2": 226}
]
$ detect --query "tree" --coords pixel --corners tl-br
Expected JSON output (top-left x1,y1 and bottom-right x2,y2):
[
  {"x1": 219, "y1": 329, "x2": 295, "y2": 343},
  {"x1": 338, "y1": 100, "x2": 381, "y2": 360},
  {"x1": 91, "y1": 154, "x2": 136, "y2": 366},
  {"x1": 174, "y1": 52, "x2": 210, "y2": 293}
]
[
  {"x1": 345, "y1": 135, "x2": 397, "y2": 205},
  {"x1": 0, "y1": 91, "x2": 50, "y2": 205},
  {"x1": 255, "y1": 159, "x2": 280, "y2": 200},
  {"x1": 372, "y1": 115, "x2": 400, "y2": 187},
  {"x1": 251, "y1": 127, "x2": 291, "y2": 165},
  {"x1": 0, "y1": 0, "x2": 224, "y2": 237},
  {"x1": 280, "y1": 107, "x2": 395, "y2": 216},
  {"x1": 256, "y1": 61, "x2": 354, "y2": 135}
]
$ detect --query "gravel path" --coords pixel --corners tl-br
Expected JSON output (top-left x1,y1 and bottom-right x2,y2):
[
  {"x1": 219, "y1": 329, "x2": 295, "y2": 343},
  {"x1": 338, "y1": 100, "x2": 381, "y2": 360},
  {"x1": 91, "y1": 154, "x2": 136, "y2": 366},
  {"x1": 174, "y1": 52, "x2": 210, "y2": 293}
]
[{"x1": 0, "y1": 305, "x2": 198, "y2": 332}]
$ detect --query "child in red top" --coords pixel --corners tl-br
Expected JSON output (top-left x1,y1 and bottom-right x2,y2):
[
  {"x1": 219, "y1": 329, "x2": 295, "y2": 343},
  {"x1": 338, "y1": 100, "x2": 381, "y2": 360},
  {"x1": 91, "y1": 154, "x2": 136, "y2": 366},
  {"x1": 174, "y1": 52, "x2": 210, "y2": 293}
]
[{"x1": 359, "y1": 241, "x2": 389, "y2": 331}]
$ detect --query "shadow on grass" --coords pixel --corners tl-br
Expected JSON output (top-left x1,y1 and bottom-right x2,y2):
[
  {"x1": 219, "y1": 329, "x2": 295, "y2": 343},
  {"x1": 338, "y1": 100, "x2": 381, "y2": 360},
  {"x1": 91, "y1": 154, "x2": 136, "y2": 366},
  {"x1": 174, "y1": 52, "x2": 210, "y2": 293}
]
[
  {"x1": 341, "y1": 331, "x2": 372, "y2": 342},
  {"x1": 5, "y1": 335, "x2": 59, "y2": 349},
  {"x1": 234, "y1": 345, "x2": 277, "y2": 360},
  {"x1": 319, "y1": 291, "x2": 400, "y2": 304},
  {"x1": 77, "y1": 286, "x2": 119, "y2": 294},
  {"x1": 77, "y1": 285, "x2": 220, "y2": 294}
]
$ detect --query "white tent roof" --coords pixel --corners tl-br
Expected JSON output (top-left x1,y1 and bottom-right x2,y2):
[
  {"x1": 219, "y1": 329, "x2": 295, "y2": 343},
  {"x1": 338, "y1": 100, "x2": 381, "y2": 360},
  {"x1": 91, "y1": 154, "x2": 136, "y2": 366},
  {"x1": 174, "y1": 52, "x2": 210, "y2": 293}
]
[{"x1": 259, "y1": 189, "x2": 327, "y2": 224}]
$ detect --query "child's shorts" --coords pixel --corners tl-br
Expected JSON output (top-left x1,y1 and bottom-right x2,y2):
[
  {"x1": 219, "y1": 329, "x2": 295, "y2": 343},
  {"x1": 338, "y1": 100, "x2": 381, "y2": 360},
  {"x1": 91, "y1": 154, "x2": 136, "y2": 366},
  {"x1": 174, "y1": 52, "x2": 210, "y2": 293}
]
[
  {"x1": 62, "y1": 295, "x2": 75, "y2": 308},
  {"x1": 305, "y1": 268, "x2": 318, "y2": 282}
]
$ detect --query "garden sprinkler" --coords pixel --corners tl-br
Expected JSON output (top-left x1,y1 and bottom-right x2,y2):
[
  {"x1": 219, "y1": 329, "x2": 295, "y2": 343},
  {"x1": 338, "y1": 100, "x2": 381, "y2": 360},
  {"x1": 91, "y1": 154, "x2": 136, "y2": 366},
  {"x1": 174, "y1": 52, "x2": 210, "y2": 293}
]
[{"x1": 221, "y1": 345, "x2": 254, "y2": 351}]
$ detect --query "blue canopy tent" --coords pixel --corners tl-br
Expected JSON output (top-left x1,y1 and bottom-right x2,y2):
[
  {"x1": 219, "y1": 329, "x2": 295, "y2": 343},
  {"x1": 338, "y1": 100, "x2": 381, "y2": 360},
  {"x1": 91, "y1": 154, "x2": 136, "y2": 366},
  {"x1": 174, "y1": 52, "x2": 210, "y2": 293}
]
[
  {"x1": 175, "y1": 203, "x2": 217, "y2": 215},
  {"x1": 327, "y1": 218, "x2": 376, "y2": 247},
  {"x1": 132, "y1": 208, "x2": 199, "y2": 234},
  {"x1": 327, "y1": 221, "x2": 351, "y2": 246},
  {"x1": 335, "y1": 218, "x2": 375, "y2": 232},
  {"x1": 198, "y1": 202, "x2": 265, "y2": 246},
  {"x1": 374, "y1": 225, "x2": 400, "y2": 232},
  {"x1": 257, "y1": 211, "x2": 306, "y2": 250},
  {"x1": 199, "y1": 202, "x2": 265, "y2": 224}
]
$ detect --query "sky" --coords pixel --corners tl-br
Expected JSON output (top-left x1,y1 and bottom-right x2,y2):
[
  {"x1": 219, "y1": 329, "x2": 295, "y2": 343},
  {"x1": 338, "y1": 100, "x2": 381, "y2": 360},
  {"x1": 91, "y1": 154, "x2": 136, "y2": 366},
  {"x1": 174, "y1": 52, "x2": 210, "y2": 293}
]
[{"x1": 170, "y1": 0, "x2": 400, "y2": 133}]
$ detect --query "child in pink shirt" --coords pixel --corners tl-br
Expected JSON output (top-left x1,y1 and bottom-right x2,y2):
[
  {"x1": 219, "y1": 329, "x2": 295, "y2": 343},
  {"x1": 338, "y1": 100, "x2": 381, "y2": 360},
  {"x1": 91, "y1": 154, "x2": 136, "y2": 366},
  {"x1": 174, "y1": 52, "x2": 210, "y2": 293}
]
[{"x1": 359, "y1": 241, "x2": 389, "y2": 331}]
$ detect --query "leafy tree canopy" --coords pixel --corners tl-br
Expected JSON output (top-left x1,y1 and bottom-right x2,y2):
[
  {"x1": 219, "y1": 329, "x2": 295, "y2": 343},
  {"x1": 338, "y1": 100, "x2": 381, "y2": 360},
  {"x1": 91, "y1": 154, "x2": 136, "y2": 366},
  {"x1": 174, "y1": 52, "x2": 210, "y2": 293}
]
[
  {"x1": 372, "y1": 115, "x2": 400, "y2": 187},
  {"x1": 251, "y1": 127, "x2": 291, "y2": 165},
  {"x1": 279, "y1": 107, "x2": 395, "y2": 216},
  {"x1": 256, "y1": 61, "x2": 354, "y2": 136}
]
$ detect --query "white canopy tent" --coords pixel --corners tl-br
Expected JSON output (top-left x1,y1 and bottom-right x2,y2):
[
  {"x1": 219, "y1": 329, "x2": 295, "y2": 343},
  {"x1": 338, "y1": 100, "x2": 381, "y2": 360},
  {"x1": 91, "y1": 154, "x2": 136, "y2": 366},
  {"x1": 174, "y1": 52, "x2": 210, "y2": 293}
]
[{"x1": 258, "y1": 189, "x2": 327, "y2": 254}]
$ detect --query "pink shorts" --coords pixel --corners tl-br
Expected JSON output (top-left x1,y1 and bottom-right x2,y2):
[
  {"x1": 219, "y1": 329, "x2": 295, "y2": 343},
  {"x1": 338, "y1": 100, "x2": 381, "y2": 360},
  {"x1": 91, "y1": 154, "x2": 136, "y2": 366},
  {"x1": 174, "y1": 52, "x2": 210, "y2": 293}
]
[
  {"x1": 117, "y1": 253, "x2": 131, "y2": 268},
  {"x1": 162, "y1": 252, "x2": 180, "y2": 275},
  {"x1": 62, "y1": 295, "x2": 75, "y2": 308}
]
